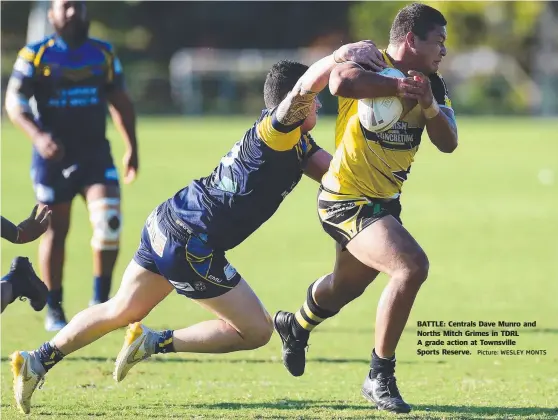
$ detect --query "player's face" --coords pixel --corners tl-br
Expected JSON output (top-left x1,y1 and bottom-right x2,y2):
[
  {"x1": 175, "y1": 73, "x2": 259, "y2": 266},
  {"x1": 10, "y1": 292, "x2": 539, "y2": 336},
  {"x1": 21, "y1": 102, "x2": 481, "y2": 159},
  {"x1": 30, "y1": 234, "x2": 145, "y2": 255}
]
[
  {"x1": 414, "y1": 25, "x2": 447, "y2": 74},
  {"x1": 50, "y1": 0, "x2": 89, "y2": 43},
  {"x1": 300, "y1": 97, "x2": 322, "y2": 133}
]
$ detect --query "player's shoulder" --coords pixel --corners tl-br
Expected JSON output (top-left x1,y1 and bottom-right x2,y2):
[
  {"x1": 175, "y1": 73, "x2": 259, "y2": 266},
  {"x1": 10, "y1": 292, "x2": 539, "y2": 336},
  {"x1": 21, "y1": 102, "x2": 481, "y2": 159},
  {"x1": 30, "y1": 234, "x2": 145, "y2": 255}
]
[
  {"x1": 18, "y1": 35, "x2": 55, "y2": 61},
  {"x1": 88, "y1": 37, "x2": 115, "y2": 54}
]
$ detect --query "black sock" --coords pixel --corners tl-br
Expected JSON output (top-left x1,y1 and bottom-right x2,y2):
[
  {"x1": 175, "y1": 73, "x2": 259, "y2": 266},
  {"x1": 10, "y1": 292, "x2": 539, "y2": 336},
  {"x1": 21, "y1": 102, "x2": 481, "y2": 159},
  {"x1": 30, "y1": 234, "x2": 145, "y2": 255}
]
[
  {"x1": 370, "y1": 348, "x2": 396, "y2": 378},
  {"x1": 154, "y1": 330, "x2": 175, "y2": 354},
  {"x1": 93, "y1": 275, "x2": 111, "y2": 303},
  {"x1": 37, "y1": 342, "x2": 65, "y2": 372},
  {"x1": 47, "y1": 288, "x2": 63, "y2": 309},
  {"x1": 291, "y1": 281, "x2": 338, "y2": 340}
]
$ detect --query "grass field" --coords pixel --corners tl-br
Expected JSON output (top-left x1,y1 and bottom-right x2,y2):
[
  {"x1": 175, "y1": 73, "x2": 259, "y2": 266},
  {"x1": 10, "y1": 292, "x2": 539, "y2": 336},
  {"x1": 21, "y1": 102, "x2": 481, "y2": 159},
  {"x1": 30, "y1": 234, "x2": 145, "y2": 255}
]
[{"x1": 1, "y1": 116, "x2": 557, "y2": 419}]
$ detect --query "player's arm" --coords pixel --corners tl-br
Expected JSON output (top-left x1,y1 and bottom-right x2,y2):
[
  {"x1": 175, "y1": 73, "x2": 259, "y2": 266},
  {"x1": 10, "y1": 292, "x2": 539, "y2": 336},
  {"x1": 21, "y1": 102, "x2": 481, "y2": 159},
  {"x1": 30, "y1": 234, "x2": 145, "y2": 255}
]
[
  {"x1": 329, "y1": 62, "x2": 398, "y2": 99},
  {"x1": 259, "y1": 41, "x2": 385, "y2": 151},
  {"x1": 5, "y1": 47, "x2": 65, "y2": 161},
  {"x1": 329, "y1": 60, "x2": 425, "y2": 101},
  {"x1": 4, "y1": 47, "x2": 39, "y2": 138},
  {"x1": 410, "y1": 70, "x2": 458, "y2": 153},
  {"x1": 105, "y1": 53, "x2": 139, "y2": 183},
  {"x1": 277, "y1": 41, "x2": 385, "y2": 126},
  {"x1": 303, "y1": 147, "x2": 332, "y2": 183}
]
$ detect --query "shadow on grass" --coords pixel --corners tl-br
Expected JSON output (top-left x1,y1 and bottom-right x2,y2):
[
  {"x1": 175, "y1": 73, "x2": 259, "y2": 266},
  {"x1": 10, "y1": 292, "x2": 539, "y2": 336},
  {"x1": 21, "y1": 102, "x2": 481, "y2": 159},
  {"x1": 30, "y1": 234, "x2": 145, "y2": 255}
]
[
  {"x1": 1, "y1": 356, "x2": 446, "y2": 365},
  {"x1": 317, "y1": 327, "x2": 558, "y2": 335},
  {"x1": 26, "y1": 401, "x2": 558, "y2": 418}
]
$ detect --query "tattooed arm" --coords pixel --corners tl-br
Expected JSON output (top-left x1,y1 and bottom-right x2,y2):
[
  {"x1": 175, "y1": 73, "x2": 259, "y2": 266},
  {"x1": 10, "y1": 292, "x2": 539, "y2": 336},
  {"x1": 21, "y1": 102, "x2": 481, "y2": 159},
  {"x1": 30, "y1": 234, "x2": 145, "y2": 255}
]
[{"x1": 276, "y1": 40, "x2": 385, "y2": 127}]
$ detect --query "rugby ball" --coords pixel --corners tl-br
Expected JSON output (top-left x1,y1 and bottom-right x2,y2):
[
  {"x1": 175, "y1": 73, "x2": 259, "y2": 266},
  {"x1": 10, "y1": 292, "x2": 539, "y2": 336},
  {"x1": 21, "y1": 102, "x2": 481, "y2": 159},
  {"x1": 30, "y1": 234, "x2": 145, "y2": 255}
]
[{"x1": 358, "y1": 67, "x2": 406, "y2": 133}]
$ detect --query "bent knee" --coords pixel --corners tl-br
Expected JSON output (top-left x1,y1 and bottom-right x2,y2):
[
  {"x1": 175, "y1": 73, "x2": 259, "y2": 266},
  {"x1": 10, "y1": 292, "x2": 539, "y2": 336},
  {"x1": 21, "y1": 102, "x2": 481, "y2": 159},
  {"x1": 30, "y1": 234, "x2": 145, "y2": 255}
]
[
  {"x1": 397, "y1": 253, "x2": 430, "y2": 285},
  {"x1": 240, "y1": 314, "x2": 274, "y2": 350},
  {"x1": 105, "y1": 298, "x2": 149, "y2": 327}
]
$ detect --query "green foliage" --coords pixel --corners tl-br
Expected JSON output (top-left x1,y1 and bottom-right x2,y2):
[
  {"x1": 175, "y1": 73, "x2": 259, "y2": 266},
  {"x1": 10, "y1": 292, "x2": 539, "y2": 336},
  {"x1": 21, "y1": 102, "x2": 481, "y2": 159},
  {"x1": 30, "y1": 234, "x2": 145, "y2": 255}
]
[
  {"x1": 348, "y1": 1, "x2": 544, "y2": 61},
  {"x1": 348, "y1": 1, "x2": 408, "y2": 46}
]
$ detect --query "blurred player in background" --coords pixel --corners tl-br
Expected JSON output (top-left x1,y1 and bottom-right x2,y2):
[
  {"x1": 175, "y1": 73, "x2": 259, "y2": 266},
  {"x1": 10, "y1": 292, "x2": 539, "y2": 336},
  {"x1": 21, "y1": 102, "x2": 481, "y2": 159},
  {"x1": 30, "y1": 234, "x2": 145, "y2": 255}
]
[
  {"x1": 274, "y1": 3, "x2": 458, "y2": 414},
  {"x1": 10, "y1": 41, "x2": 386, "y2": 415},
  {"x1": 5, "y1": 0, "x2": 139, "y2": 331},
  {"x1": 1, "y1": 205, "x2": 51, "y2": 313}
]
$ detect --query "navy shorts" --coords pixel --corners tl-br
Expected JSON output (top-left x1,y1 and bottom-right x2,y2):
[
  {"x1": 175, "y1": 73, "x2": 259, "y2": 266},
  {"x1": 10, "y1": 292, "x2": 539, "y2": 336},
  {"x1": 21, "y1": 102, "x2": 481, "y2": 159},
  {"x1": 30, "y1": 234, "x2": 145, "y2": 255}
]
[
  {"x1": 31, "y1": 153, "x2": 119, "y2": 205},
  {"x1": 133, "y1": 204, "x2": 242, "y2": 300}
]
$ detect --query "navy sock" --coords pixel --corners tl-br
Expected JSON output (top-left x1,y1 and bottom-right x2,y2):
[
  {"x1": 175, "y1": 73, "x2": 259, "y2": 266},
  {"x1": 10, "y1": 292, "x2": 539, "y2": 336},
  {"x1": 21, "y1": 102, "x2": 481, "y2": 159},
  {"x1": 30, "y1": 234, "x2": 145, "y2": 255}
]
[
  {"x1": 154, "y1": 330, "x2": 175, "y2": 354},
  {"x1": 93, "y1": 275, "x2": 111, "y2": 303},
  {"x1": 47, "y1": 288, "x2": 63, "y2": 309},
  {"x1": 37, "y1": 342, "x2": 65, "y2": 372},
  {"x1": 370, "y1": 348, "x2": 396, "y2": 377}
]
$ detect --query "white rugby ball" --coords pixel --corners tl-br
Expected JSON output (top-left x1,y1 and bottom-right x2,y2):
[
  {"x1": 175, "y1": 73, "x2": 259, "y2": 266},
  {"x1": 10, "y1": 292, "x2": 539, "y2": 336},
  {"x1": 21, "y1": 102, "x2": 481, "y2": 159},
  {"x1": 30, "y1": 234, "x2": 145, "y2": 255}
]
[{"x1": 358, "y1": 67, "x2": 406, "y2": 133}]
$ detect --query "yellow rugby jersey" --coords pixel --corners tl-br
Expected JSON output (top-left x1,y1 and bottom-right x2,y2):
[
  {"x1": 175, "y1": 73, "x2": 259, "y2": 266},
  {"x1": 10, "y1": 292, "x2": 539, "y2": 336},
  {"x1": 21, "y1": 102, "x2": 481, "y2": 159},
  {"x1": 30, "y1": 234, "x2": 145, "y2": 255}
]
[{"x1": 324, "y1": 51, "x2": 453, "y2": 199}]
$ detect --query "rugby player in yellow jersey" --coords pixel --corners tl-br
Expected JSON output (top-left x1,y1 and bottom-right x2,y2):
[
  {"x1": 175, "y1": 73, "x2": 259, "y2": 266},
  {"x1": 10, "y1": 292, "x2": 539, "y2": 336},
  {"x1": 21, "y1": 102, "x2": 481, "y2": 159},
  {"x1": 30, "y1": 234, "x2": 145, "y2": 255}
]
[{"x1": 274, "y1": 3, "x2": 458, "y2": 414}]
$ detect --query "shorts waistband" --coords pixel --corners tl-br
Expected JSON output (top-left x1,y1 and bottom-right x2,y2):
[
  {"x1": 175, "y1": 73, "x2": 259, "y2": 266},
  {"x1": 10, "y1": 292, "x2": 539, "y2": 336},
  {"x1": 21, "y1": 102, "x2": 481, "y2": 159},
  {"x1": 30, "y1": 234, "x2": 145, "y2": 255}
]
[{"x1": 319, "y1": 185, "x2": 400, "y2": 203}]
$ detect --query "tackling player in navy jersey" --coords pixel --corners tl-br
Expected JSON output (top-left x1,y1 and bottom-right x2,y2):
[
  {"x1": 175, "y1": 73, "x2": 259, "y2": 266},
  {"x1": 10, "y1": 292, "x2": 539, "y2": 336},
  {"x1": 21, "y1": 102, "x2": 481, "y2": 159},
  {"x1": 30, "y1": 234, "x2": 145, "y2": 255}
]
[
  {"x1": 10, "y1": 41, "x2": 386, "y2": 414},
  {"x1": 5, "y1": 0, "x2": 139, "y2": 331}
]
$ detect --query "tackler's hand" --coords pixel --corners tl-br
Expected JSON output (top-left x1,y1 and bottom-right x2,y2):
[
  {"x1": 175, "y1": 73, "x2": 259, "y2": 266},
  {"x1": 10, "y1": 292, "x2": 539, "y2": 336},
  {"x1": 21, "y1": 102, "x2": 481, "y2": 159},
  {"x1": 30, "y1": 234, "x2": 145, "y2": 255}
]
[{"x1": 334, "y1": 40, "x2": 387, "y2": 72}]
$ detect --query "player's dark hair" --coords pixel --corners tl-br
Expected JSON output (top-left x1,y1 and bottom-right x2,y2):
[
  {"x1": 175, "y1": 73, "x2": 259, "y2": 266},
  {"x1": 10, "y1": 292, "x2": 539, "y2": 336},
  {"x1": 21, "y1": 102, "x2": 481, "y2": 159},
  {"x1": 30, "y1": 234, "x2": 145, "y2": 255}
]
[
  {"x1": 263, "y1": 60, "x2": 309, "y2": 109},
  {"x1": 390, "y1": 3, "x2": 447, "y2": 44}
]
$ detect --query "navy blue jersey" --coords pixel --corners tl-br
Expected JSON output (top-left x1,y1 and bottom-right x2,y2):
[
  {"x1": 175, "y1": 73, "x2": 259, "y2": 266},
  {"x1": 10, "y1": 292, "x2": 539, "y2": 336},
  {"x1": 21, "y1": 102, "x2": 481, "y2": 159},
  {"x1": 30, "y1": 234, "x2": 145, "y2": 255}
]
[
  {"x1": 167, "y1": 109, "x2": 321, "y2": 251},
  {"x1": 7, "y1": 35, "x2": 125, "y2": 160}
]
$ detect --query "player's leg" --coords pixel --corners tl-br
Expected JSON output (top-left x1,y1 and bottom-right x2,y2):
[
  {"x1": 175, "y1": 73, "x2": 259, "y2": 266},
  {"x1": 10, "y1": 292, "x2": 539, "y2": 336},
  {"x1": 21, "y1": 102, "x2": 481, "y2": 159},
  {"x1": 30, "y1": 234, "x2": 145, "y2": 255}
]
[
  {"x1": 173, "y1": 278, "x2": 273, "y2": 353},
  {"x1": 274, "y1": 243, "x2": 380, "y2": 375},
  {"x1": 32, "y1": 164, "x2": 76, "y2": 331},
  {"x1": 113, "y1": 277, "x2": 273, "y2": 382},
  {"x1": 276, "y1": 191, "x2": 423, "y2": 413},
  {"x1": 113, "y1": 210, "x2": 273, "y2": 382},
  {"x1": 10, "y1": 259, "x2": 172, "y2": 414},
  {"x1": 82, "y1": 181, "x2": 121, "y2": 305},
  {"x1": 39, "y1": 201, "x2": 72, "y2": 331},
  {"x1": 345, "y1": 216, "x2": 427, "y2": 413}
]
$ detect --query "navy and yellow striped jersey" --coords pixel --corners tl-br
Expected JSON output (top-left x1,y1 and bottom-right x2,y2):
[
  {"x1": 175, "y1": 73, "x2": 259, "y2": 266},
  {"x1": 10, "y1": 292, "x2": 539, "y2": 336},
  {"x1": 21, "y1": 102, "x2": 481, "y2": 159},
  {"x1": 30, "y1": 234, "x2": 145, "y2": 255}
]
[
  {"x1": 167, "y1": 108, "x2": 321, "y2": 251},
  {"x1": 7, "y1": 35, "x2": 125, "y2": 159}
]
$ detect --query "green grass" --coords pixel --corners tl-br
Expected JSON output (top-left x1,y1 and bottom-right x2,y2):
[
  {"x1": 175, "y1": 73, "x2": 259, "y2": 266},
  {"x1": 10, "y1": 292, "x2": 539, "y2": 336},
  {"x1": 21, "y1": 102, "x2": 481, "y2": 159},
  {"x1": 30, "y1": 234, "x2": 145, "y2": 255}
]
[{"x1": 1, "y1": 116, "x2": 558, "y2": 419}]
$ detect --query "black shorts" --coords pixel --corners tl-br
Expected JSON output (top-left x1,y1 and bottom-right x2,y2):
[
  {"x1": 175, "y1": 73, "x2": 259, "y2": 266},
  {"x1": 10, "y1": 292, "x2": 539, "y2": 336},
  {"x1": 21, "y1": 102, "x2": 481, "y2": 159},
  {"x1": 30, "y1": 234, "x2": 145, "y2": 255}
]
[
  {"x1": 317, "y1": 186, "x2": 402, "y2": 249},
  {"x1": 133, "y1": 203, "x2": 242, "y2": 300}
]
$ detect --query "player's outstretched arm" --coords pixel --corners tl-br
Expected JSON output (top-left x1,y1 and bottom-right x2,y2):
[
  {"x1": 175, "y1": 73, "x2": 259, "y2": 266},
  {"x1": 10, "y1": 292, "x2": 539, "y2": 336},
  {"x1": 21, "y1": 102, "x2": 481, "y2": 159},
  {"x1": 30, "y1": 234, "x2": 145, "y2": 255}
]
[
  {"x1": 276, "y1": 41, "x2": 385, "y2": 127},
  {"x1": 303, "y1": 149, "x2": 332, "y2": 183}
]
